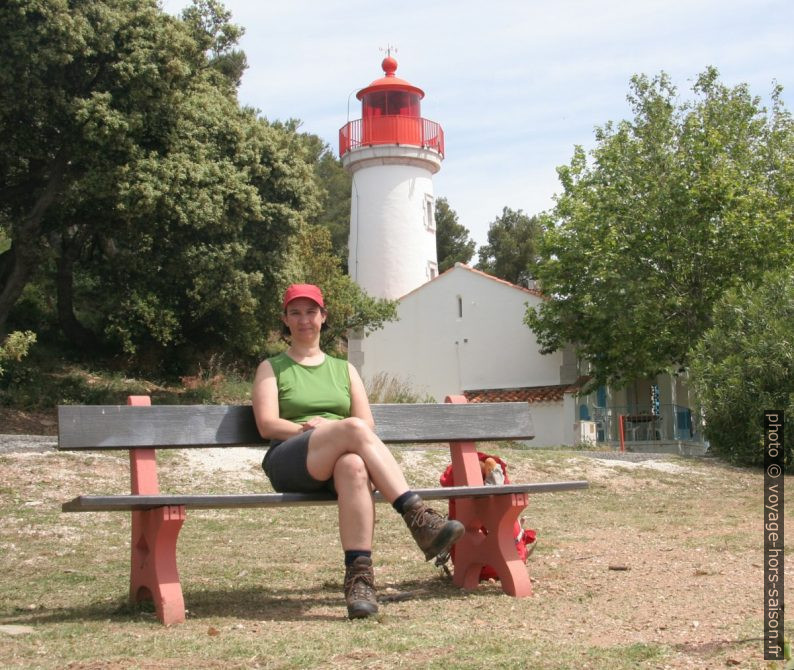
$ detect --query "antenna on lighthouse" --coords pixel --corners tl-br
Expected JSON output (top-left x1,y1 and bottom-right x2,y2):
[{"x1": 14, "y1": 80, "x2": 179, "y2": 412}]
[{"x1": 379, "y1": 44, "x2": 398, "y2": 58}]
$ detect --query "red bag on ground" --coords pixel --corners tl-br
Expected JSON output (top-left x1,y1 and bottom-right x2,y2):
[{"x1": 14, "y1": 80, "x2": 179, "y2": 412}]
[{"x1": 440, "y1": 451, "x2": 536, "y2": 582}]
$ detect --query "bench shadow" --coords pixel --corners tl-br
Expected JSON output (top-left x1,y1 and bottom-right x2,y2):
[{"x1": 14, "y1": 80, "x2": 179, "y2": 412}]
[
  {"x1": 185, "y1": 576, "x2": 477, "y2": 621},
  {"x1": 4, "y1": 577, "x2": 483, "y2": 626}
]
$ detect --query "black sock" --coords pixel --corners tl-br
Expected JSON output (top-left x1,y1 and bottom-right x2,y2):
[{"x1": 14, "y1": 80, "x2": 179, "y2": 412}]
[
  {"x1": 392, "y1": 490, "x2": 417, "y2": 515},
  {"x1": 344, "y1": 550, "x2": 372, "y2": 567}
]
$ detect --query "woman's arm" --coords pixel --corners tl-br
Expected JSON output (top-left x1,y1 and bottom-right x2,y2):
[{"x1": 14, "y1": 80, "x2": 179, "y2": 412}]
[
  {"x1": 251, "y1": 360, "x2": 304, "y2": 440},
  {"x1": 348, "y1": 362, "x2": 375, "y2": 429}
]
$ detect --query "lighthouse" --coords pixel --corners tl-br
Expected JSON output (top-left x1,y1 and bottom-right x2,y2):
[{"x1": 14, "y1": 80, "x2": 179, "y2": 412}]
[{"x1": 339, "y1": 55, "x2": 445, "y2": 301}]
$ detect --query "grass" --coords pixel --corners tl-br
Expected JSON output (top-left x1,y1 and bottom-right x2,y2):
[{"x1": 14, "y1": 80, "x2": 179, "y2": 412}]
[
  {"x1": 0, "y1": 354, "x2": 255, "y2": 410},
  {"x1": 363, "y1": 372, "x2": 436, "y2": 404},
  {"x1": 1, "y1": 444, "x2": 791, "y2": 669}
]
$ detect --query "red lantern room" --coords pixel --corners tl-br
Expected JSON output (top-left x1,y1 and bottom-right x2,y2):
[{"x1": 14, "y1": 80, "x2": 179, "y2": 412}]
[{"x1": 339, "y1": 56, "x2": 444, "y2": 158}]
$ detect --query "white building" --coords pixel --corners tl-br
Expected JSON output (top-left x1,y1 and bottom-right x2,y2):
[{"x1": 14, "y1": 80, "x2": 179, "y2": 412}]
[
  {"x1": 354, "y1": 263, "x2": 704, "y2": 451},
  {"x1": 355, "y1": 263, "x2": 584, "y2": 447}
]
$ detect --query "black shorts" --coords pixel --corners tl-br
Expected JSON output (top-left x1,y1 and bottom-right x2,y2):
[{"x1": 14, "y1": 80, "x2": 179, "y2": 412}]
[{"x1": 262, "y1": 429, "x2": 335, "y2": 494}]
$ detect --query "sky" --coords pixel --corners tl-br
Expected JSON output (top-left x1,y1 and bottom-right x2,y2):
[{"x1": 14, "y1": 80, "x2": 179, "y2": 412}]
[{"x1": 161, "y1": 0, "x2": 793, "y2": 249}]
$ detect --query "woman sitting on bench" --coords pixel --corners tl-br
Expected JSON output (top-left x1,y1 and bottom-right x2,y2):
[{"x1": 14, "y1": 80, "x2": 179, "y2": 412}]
[{"x1": 251, "y1": 283, "x2": 464, "y2": 619}]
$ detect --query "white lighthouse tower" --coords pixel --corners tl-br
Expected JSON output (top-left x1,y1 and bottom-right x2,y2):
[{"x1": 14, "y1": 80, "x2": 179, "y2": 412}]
[{"x1": 339, "y1": 55, "x2": 444, "y2": 301}]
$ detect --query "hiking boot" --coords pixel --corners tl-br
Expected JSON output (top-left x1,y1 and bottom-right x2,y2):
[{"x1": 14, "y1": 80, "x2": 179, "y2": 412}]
[
  {"x1": 343, "y1": 556, "x2": 378, "y2": 619},
  {"x1": 402, "y1": 494, "x2": 465, "y2": 561}
]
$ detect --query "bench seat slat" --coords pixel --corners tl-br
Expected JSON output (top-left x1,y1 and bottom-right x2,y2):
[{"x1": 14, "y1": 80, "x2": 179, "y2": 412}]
[
  {"x1": 57, "y1": 403, "x2": 534, "y2": 450},
  {"x1": 62, "y1": 481, "x2": 588, "y2": 512}
]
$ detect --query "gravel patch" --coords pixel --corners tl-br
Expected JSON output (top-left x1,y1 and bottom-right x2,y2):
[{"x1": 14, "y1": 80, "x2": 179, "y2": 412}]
[
  {"x1": 0, "y1": 434, "x2": 56, "y2": 454},
  {"x1": 181, "y1": 446, "x2": 265, "y2": 479},
  {"x1": 580, "y1": 450, "x2": 671, "y2": 461}
]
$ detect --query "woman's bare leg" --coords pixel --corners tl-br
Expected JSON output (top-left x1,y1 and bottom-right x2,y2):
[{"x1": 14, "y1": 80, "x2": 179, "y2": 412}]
[
  {"x1": 306, "y1": 418, "x2": 409, "y2": 503},
  {"x1": 333, "y1": 453, "x2": 375, "y2": 550},
  {"x1": 309, "y1": 418, "x2": 464, "y2": 564}
]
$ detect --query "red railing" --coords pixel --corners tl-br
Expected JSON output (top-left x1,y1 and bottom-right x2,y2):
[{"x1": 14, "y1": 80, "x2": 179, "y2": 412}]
[{"x1": 339, "y1": 116, "x2": 445, "y2": 158}]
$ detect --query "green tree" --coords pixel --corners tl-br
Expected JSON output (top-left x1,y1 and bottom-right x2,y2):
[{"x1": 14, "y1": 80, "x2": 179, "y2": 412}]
[
  {"x1": 689, "y1": 270, "x2": 794, "y2": 471},
  {"x1": 527, "y1": 68, "x2": 794, "y2": 390},
  {"x1": 0, "y1": 0, "x2": 225, "y2": 331},
  {"x1": 435, "y1": 197, "x2": 475, "y2": 272},
  {"x1": 89, "y1": 109, "x2": 320, "y2": 367},
  {"x1": 0, "y1": 0, "x2": 327, "y2": 371},
  {"x1": 476, "y1": 207, "x2": 542, "y2": 286},
  {"x1": 298, "y1": 133, "x2": 352, "y2": 268}
]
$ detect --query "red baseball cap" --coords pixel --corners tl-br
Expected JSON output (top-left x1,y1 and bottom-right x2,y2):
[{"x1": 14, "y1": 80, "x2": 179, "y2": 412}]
[{"x1": 282, "y1": 283, "x2": 325, "y2": 310}]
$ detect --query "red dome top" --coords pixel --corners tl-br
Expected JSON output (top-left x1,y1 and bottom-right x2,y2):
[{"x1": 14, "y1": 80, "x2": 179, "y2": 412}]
[
  {"x1": 338, "y1": 55, "x2": 444, "y2": 159},
  {"x1": 382, "y1": 56, "x2": 398, "y2": 76},
  {"x1": 356, "y1": 56, "x2": 425, "y2": 100}
]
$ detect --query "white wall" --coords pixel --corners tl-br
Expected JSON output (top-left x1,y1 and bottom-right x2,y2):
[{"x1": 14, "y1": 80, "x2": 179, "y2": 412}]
[
  {"x1": 562, "y1": 392, "x2": 578, "y2": 446},
  {"x1": 359, "y1": 265, "x2": 563, "y2": 402},
  {"x1": 526, "y1": 402, "x2": 567, "y2": 447}
]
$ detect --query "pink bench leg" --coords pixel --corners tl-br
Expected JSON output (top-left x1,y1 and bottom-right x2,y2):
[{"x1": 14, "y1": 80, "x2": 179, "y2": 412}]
[
  {"x1": 130, "y1": 505, "x2": 186, "y2": 625},
  {"x1": 127, "y1": 395, "x2": 186, "y2": 625},
  {"x1": 445, "y1": 395, "x2": 532, "y2": 598},
  {"x1": 450, "y1": 494, "x2": 532, "y2": 596}
]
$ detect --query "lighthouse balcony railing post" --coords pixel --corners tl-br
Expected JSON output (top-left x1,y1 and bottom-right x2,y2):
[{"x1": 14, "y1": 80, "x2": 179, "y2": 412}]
[
  {"x1": 422, "y1": 118, "x2": 445, "y2": 156},
  {"x1": 339, "y1": 117, "x2": 445, "y2": 158}
]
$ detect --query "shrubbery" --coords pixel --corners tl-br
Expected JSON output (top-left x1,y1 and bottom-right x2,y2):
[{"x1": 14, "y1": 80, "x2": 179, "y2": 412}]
[
  {"x1": 0, "y1": 331, "x2": 36, "y2": 378},
  {"x1": 689, "y1": 270, "x2": 794, "y2": 472}
]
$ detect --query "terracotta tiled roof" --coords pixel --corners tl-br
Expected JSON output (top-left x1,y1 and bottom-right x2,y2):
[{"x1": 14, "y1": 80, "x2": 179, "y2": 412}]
[
  {"x1": 398, "y1": 263, "x2": 544, "y2": 300},
  {"x1": 458, "y1": 265, "x2": 544, "y2": 298},
  {"x1": 464, "y1": 380, "x2": 586, "y2": 405}
]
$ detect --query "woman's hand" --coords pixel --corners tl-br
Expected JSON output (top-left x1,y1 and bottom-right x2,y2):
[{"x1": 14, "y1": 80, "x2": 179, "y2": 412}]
[{"x1": 301, "y1": 416, "x2": 331, "y2": 431}]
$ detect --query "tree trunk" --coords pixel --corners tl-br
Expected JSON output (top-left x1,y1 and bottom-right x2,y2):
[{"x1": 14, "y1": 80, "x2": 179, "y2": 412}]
[
  {"x1": 56, "y1": 238, "x2": 98, "y2": 348},
  {"x1": 0, "y1": 246, "x2": 16, "y2": 295},
  {"x1": 0, "y1": 242, "x2": 38, "y2": 336},
  {"x1": 0, "y1": 152, "x2": 68, "y2": 332}
]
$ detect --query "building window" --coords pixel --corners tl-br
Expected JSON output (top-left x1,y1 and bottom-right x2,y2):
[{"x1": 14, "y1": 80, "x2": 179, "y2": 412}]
[
  {"x1": 424, "y1": 194, "x2": 435, "y2": 231},
  {"x1": 457, "y1": 295, "x2": 463, "y2": 318},
  {"x1": 427, "y1": 261, "x2": 438, "y2": 280}
]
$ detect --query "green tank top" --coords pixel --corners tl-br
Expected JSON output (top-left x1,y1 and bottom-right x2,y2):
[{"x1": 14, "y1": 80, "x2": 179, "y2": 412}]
[{"x1": 268, "y1": 352, "x2": 351, "y2": 424}]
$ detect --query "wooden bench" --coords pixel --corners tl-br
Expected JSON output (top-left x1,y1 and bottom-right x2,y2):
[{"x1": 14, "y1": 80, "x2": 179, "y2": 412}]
[{"x1": 57, "y1": 394, "x2": 588, "y2": 625}]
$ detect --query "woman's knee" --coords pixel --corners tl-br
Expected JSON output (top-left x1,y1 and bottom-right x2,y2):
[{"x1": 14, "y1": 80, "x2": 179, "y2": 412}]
[
  {"x1": 333, "y1": 453, "x2": 369, "y2": 484},
  {"x1": 339, "y1": 416, "x2": 375, "y2": 443}
]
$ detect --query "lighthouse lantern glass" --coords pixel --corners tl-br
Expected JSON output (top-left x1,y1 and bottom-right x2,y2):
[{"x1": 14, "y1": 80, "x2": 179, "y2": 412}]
[{"x1": 362, "y1": 91, "x2": 421, "y2": 118}]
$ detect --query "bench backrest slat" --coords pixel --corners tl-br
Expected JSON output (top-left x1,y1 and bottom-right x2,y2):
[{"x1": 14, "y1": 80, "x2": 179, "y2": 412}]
[
  {"x1": 57, "y1": 402, "x2": 533, "y2": 450},
  {"x1": 370, "y1": 403, "x2": 533, "y2": 443}
]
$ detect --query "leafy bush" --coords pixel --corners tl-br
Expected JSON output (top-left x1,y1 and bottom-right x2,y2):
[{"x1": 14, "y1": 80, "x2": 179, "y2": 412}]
[
  {"x1": 0, "y1": 331, "x2": 37, "y2": 377},
  {"x1": 689, "y1": 270, "x2": 794, "y2": 471}
]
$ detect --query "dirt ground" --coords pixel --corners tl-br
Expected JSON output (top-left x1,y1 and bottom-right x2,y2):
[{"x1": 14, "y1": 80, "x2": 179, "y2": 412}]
[
  {"x1": 0, "y1": 408, "x2": 58, "y2": 436},
  {"x1": 1, "y1": 422, "x2": 790, "y2": 668}
]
